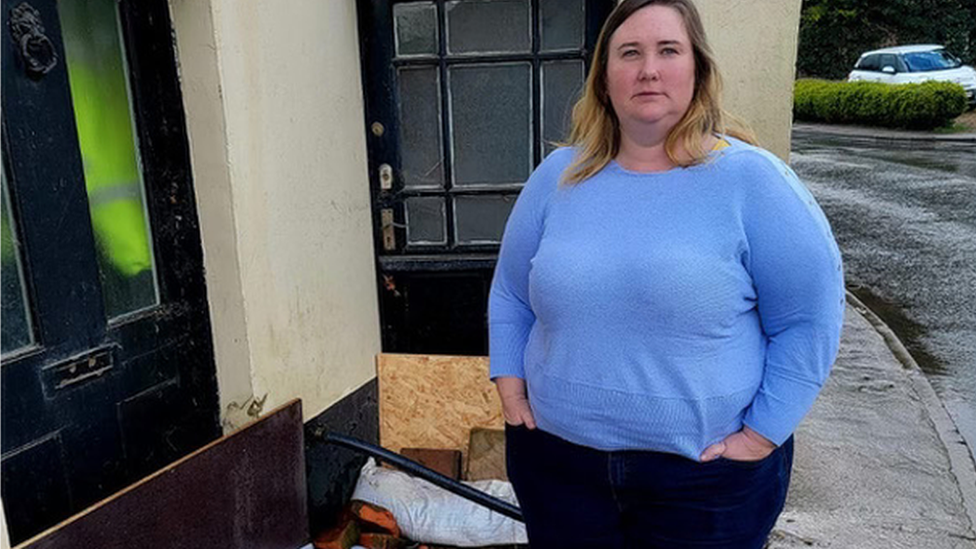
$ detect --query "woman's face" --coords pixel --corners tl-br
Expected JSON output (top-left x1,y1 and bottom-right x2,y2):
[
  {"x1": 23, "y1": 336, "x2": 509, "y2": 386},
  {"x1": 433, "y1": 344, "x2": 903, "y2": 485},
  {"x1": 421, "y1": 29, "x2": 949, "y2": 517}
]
[{"x1": 605, "y1": 5, "x2": 696, "y2": 135}]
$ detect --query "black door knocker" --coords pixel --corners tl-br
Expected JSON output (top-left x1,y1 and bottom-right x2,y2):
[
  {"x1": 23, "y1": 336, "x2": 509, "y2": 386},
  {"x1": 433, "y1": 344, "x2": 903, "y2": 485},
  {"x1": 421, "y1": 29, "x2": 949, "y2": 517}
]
[{"x1": 8, "y1": 2, "x2": 58, "y2": 78}]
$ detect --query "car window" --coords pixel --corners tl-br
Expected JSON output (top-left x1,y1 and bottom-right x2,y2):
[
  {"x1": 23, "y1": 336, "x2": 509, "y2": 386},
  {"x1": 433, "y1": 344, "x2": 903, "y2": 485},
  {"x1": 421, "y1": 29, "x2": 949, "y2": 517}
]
[
  {"x1": 903, "y1": 49, "x2": 962, "y2": 72},
  {"x1": 856, "y1": 54, "x2": 881, "y2": 71},
  {"x1": 879, "y1": 54, "x2": 899, "y2": 71},
  {"x1": 895, "y1": 55, "x2": 909, "y2": 73}
]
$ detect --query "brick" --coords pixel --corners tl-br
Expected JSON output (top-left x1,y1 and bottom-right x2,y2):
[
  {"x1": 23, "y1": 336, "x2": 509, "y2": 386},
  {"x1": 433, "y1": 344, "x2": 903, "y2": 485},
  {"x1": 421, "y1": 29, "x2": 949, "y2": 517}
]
[
  {"x1": 350, "y1": 500, "x2": 401, "y2": 538},
  {"x1": 312, "y1": 509, "x2": 360, "y2": 549},
  {"x1": 400, "y1": 447, "x2": 462, "y2": 480}
]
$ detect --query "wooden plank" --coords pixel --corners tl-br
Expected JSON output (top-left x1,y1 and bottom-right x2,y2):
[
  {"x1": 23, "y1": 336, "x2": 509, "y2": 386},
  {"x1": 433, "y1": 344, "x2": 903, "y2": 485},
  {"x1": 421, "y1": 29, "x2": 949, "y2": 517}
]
[
  {"x1": 377, "y1": 354, "x2": 503, "y2": 462},
  {"x1": 17, "y1": 400, "x2": 308, "y2": 549}
]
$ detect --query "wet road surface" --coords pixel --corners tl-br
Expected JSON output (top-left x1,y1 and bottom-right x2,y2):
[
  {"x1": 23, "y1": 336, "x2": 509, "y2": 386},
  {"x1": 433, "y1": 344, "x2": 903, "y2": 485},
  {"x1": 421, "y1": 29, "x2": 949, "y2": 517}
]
[{"x1": 789, "y1": 128, "x2": 976, "y2": 457}]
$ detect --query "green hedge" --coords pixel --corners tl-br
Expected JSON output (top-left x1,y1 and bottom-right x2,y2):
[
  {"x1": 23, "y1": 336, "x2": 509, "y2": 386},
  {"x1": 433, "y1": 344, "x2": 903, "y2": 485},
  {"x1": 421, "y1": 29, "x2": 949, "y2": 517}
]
[{"x1": 793, "y1": 79, "x2": 968, "y2": 130}]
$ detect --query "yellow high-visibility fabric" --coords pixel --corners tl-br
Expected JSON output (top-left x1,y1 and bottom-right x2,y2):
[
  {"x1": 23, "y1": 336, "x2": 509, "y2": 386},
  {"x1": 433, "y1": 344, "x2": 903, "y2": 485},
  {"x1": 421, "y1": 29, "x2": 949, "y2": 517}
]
[{"x1": 62, "y1": 0, "x2": 152, "y2": 277}]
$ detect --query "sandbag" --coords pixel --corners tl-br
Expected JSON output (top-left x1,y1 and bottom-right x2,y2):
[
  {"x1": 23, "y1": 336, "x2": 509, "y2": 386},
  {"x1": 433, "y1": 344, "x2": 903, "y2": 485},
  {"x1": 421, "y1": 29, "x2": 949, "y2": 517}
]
[{"x1": 350, "y1": 458, "x2": 527, "y2": 547}]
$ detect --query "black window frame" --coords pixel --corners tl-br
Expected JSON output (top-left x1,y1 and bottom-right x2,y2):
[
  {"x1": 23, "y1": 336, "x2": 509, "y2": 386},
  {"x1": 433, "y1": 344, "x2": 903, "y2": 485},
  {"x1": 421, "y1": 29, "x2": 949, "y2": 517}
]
[{"x1": 363, "y1": 0, "x2": 611, "y2": 261}]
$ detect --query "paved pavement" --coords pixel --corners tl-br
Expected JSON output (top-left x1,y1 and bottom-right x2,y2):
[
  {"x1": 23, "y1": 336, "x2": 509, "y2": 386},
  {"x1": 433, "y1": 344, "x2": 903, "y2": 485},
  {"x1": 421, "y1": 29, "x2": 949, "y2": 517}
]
[
  {"x1": 789, "y1": 126, "x2": 976, "y2": 466},
  {"x1": 768, "y1": 299, "x2": 976, "y2": 548}
]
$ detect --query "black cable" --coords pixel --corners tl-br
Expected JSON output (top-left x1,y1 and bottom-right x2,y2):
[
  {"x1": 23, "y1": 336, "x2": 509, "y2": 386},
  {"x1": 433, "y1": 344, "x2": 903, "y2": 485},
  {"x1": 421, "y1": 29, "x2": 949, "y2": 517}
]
[{"x1": 319, "y1": 432, "x2": 524, "y2": 523}]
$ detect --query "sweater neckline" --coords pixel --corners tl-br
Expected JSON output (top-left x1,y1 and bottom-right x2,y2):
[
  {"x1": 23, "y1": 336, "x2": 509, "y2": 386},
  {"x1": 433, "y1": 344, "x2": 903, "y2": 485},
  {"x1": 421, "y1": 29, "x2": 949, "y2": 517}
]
[{"x1": 606, "y1": 137, "x2": 734, "y2": 177}]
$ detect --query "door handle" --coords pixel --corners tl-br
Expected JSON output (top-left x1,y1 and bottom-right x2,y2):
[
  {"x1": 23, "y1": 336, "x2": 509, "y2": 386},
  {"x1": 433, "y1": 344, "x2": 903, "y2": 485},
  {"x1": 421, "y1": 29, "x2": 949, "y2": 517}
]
[{"x1": 380, "y1": 208, "x2": 396, "y2": 251}]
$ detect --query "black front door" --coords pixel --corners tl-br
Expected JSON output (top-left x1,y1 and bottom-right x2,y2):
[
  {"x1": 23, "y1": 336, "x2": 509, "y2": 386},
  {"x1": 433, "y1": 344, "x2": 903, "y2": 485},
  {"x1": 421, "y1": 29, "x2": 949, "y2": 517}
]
[
  {"x1": 1, "y1": 0, "x2": 219, "y2": 543},
  {"x1": 358, "y1": 0, "x2": 614, "y2": 354}
]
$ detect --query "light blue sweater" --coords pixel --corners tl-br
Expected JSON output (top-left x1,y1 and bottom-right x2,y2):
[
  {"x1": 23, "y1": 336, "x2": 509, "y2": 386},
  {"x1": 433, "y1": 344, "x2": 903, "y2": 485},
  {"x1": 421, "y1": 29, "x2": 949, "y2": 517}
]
[{"x1": 488, "y1": 138, "x2": 845, "y2": 461}]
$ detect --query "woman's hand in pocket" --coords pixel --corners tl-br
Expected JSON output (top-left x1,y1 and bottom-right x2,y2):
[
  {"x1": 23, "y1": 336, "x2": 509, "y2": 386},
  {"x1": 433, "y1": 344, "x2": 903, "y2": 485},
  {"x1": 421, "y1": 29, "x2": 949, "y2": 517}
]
[
  {"x1": 700, "y1": 425, "x2": 776, "y2": 462},
  {"x1": 495, "y1": 376, "x2": 537, "y2": 429}
]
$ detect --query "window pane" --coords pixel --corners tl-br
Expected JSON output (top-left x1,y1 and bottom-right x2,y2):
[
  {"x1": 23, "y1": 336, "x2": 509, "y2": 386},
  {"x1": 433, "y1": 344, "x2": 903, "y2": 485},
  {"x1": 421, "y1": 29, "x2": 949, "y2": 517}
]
[
  {"x1": 405, "y1": 197, "x2": 447, "y2": 245},
  {"x1": 394, "y1": 2, "x2": 437, "y2": 57},
  {"x1": 454, "y1": 195, "x2": 516, "y2": 244},
  {"x1": 2, "y1": 169, "x2": 34, "y2": 354},
  {"x1": 398, "y1": 67, "x2": 444, "y2": 188},
  {"x1": 542, "y1": 60, "x2": 585, "y2": 155},
  {"x1": 541, "y1": 0, "x2": 584, "y2": 52},
  {"x1": 449, "y1": 63, "x2": 532, "y2": 186},
  {"x1": 446, "y1": 0, "x2": 529, "y2": 54},
  {"x1": 59, "y1": 0, "x2": 159, "y2": 319}
]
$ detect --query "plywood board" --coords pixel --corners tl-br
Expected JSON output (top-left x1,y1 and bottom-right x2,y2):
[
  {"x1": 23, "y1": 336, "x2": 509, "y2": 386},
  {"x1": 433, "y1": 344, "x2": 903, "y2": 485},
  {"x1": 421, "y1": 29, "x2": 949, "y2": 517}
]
[
  {"x1": 18, "y1": 400, "x2": 308, "y2": 549},
  {"x1": 377, "y1": 354, "x2": 503, "y2": 461}
]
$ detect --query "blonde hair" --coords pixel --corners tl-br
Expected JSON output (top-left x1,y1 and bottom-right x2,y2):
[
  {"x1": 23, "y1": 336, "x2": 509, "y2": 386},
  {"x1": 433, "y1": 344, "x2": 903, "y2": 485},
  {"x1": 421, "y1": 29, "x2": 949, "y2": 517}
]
[{"x1": 563, "y1": 0, "x2": 756, "y2": 184}]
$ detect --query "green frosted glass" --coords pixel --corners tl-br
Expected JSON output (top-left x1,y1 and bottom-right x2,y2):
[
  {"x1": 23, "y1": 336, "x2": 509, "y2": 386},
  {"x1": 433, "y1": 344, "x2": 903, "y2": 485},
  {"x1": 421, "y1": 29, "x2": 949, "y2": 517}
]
[{"x1": 59, "y1": 0, "x2": 159, "y2": 318}]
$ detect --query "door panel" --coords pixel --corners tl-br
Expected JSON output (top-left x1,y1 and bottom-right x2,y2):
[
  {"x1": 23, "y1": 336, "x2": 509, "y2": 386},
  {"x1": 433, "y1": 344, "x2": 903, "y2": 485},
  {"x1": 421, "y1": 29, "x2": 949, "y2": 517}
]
[
  {"x1": 1, "y1": 0, "x2": 219, "y2": 543},
  {"x1": 358, "y1": 0, "x2": 614, "y2": 354}
]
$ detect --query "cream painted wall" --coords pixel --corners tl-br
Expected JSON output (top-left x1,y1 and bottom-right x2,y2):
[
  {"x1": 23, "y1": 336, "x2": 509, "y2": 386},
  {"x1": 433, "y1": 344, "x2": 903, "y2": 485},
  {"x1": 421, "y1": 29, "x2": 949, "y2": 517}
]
[
  {"x1": 170, "y1": 0, "x2": 381, "y2": 428},
  {"x1": 696, "y1": 0, "x2": 803, "y2": 160}
]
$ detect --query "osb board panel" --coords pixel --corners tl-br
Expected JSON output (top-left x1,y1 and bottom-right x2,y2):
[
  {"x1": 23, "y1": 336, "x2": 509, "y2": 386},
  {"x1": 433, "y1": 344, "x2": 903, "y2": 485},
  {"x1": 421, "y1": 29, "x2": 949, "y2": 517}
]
[
  {"x1": 378, "y1": 354, "x2": 503, "y2": 460},
  {"x1": 19, "y1": 401, "x2": 308, "y2": 549}
]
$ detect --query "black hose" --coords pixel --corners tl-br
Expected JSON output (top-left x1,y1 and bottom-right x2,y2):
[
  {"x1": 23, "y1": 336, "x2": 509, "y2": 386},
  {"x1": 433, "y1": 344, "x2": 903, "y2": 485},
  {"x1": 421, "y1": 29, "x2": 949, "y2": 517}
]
[{"x1": 320, "y1": 432, "x2": 524, "y2": 523}]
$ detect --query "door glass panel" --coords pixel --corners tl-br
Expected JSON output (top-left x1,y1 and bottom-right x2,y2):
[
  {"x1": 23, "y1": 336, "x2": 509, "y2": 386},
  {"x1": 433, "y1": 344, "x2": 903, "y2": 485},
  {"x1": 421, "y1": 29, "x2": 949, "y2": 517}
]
[
  {"x1": 542, "y1": 60, "x2": 585, "y2": 155},
  {"x1": 449, "y1": 63, "x2": 532, "y2": 186},
  {"x1": 394, "y1": 2, "x2": 437, "y2": 57},
  {"x1": 58, "y1": 0, "x2": 159, "y2": 319},
  {"x1": 541, "y1": 0, "x2": 584, "y2": 52},
  {"x1": 454, "y1": 195, "x2": 516, "y2": 244},
  {"x1": 405, "y1": 197, "x2": 447, "y2": 245},
  {"x1": 2, "y1": 168, "x2": 34, "y2": 355},
  {"x1": 446, "y1": 0, "x2": 530, "y2": 54},
  {"x1": 398, "y1": 67, "x2": 444, "y2": 188}
]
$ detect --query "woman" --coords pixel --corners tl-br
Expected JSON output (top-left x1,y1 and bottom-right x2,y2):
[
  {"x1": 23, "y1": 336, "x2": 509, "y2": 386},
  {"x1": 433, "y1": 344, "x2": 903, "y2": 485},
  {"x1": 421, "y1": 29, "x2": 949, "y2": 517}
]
[{"x1": 488, "y1": 0, "x2": 845, "y2": 547}]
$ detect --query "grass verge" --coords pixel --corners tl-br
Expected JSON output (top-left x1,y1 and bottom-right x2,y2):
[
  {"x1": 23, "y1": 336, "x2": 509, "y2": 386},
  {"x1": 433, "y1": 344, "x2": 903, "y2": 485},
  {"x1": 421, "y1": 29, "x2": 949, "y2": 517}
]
[{"x1": 948, "y1": 110, "x2": 976, "y2": 132}]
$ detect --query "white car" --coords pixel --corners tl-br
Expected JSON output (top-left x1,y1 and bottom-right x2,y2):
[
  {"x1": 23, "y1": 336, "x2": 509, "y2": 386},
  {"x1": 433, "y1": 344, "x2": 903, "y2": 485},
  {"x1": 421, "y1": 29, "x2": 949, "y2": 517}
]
[{"x1": 848, "y1": 45, "x2": 976, "y2": 106}]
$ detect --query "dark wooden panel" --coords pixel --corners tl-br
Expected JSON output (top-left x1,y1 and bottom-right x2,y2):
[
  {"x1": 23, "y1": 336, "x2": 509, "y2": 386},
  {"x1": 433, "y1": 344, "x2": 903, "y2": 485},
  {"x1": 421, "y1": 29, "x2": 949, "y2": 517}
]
[
  {"x1": 304, "y1": 379, "x2": 378, "y2": 536},
  {"x1": 0, "y1": 434, "x2": 72, "y2": 542},
  {"x1": 379, "y1": 270, "x2": 491, "y2": 354},
  {"x1": 19, "y1": 400, "x2": 308, "y2": 549}
]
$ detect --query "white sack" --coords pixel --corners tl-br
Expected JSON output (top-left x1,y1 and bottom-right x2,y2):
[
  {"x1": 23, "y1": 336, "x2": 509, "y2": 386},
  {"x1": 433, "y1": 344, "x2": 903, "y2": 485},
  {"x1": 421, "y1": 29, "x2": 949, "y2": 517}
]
[{"x1": 350, "y1": 458, "x2": 528, "y2": 546}]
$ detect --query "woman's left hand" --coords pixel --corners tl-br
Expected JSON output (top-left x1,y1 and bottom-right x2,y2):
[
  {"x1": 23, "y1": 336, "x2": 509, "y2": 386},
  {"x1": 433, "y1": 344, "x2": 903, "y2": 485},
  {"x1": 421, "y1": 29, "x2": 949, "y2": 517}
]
[{"x1": 700, "y1": 426, "x2": 777, "y2": 462}]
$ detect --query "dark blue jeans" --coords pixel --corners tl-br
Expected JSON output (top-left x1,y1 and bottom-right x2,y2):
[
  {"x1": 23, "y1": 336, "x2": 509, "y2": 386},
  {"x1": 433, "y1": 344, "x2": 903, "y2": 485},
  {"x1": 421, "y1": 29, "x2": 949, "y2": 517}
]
[{"x1": 506, "y1": 424, "x2": 793, "y2": 549}]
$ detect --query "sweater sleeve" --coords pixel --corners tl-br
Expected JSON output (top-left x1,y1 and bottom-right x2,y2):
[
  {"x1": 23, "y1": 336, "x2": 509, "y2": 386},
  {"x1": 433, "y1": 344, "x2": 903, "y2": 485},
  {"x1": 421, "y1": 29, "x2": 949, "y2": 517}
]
[
  {"x1": 740, "y1": 151, "x2": 846, "y2": 445},
  {"x1": 488, "y1": 150, "x2": 564, "y2": 379}
]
